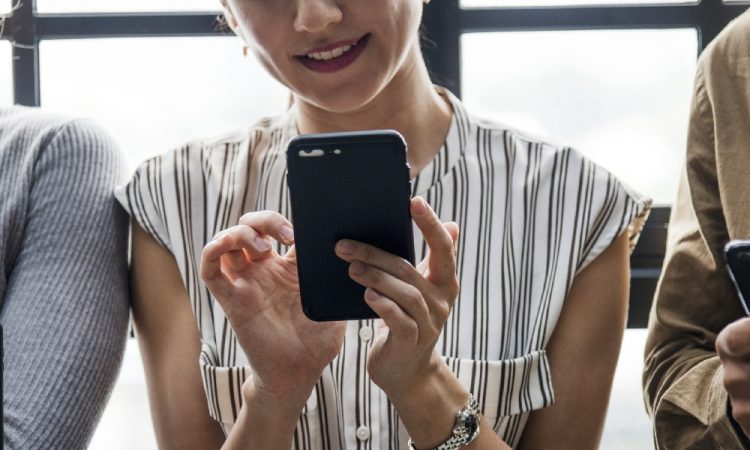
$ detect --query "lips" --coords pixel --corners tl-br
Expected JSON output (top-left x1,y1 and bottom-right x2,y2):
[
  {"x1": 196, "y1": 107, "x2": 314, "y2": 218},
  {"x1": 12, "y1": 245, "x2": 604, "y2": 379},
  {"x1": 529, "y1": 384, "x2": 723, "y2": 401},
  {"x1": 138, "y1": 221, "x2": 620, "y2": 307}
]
[{"x1": 295, "y1": 33, "x2": 370, "y2": 74}]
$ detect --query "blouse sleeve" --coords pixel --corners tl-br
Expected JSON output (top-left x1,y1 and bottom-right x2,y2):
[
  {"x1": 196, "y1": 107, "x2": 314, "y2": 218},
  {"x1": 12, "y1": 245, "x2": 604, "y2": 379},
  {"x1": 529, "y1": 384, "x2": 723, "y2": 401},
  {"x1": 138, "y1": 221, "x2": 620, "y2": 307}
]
[
  {"x1": 573, "y1": 151, "x2": 652, "y2": 274},
  {"x1": 114, "y1": 155, "x2": 172, "y2": 252}
]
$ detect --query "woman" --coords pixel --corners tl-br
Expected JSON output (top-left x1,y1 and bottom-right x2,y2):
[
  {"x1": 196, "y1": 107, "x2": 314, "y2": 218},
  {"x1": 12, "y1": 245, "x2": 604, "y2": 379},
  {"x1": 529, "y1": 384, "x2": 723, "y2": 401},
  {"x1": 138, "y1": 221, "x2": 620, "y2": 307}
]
[{"x1": 116, "y1": 0, "x2": 650, "y2": 448}]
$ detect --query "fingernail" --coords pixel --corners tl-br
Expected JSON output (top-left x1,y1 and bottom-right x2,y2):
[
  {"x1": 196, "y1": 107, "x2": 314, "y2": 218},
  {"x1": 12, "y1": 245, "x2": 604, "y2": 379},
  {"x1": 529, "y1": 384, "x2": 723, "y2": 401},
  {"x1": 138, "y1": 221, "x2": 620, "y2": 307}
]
[
  {"x1": 337, "y1": 240, "x2": 356, "y2": 255},
  {"x1": 255, "y1": 237, "x2": 270, "y2": 251},
  {"x1": 280, "y1": 226, "x2": 294, "y2": 242},
  {"x1": 212, "y1": 231, "x2": 228, "y2": 241},
  {"x1": 365, "y1": 289, "x2": 382, "y2": 301},
  {"x1": 350, "y1": 261, "x2": 367, "y2": 275},
  {"x1": 413, "y1": 197, "x2": 428, "y2": 215}
]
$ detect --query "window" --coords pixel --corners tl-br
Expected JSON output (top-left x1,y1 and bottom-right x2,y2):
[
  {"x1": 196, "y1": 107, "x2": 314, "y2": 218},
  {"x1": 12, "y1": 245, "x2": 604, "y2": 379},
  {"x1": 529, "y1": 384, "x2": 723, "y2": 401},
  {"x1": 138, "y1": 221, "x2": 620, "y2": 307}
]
[
  {"x1": 40, "y1": 37, "x2": 288, "y2": 169},
  {"x1": 0, "y1": 42, "x2": 10, "y2": 105},
  {"x1": 36, "y1": 0, "x2": 218, "y2": 13},
  {"x1": 462, "y1": 28, "x2": 697, "y2": 204},
  {"x1": 463, "y1": 0, "x2": 692, "y2": 6}
]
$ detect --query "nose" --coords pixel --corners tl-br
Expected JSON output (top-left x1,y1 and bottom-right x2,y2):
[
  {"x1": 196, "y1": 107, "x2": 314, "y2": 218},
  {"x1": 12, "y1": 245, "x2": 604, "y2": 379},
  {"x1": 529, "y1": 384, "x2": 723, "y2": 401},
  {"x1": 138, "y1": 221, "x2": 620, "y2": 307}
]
[{"x1": 294, "y1": 0, "x2": 343, "y2": 33}]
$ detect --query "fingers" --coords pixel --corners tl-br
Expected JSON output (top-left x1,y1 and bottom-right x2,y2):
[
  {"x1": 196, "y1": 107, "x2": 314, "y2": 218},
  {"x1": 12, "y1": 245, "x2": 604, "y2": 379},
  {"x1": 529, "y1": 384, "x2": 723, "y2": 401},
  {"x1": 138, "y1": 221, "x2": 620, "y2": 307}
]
[
  {"x1": 336, "y1": 239, "x2": 424, "y2": 287},
  {"x1": 213, "y1": 224, "x2": 273, "y2": 262},
  {"x1": 200, "y1": 222, "x2": 276, "y2": 295},
  {"x1": 200, "y1": 233, "x2": 235, "y2": 297},
  {"x1": 284, "y1": 244, "x2": 297, "y2": 263},
  {"x1": 717, "y1": 318, "x2": 750, "y2": 360},
  {"x1": 348, "y1": 261, "x2": 431, "y2": 331},
  {"x1": 363, "y1": 290, "x2": 418, "y2": 342},
  {"x1": 718, "y1": 319, "x2": 750, "y2": 434},
  {"x1": 238, "y1": 210, "x2": 295, "y2": 246},
  {"x1": 411, "y1": 197, "x2": 458, "y2": 287}
]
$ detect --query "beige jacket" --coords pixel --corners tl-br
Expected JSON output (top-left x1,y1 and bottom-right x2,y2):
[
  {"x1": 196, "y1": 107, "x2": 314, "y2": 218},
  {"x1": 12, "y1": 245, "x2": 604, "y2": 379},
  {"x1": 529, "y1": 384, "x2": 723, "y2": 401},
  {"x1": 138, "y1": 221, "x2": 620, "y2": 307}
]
[{"x1": 644, "y1": 10, "x2": 750, "y2": 449}]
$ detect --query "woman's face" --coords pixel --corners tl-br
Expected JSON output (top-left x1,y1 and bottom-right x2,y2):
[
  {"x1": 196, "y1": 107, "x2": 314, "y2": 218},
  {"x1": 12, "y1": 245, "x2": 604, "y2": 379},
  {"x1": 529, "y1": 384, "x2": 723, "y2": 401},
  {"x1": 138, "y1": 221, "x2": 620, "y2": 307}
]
[{"x1": 224, "y1": 0, "x2": 425, "y2": 113}]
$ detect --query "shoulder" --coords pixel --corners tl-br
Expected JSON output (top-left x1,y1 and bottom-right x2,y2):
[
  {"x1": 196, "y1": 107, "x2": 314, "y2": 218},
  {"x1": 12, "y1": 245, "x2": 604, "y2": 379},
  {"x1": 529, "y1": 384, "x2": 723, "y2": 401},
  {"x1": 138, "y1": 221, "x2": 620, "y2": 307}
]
[
  {"x1": 699, "y1": 10, "x2": 750, "y2": 78},
  {"x1": 140, "y1": 113, "x2": 289, "y2": 174},
  {"x1": 0, "y1": 106, "x2": 121, "y2": 167},
  {"x1": 464, "y1": 106, "x2": 582, "y2": 167},
  {"x1": 0, "y1": 106, "x2": 125, "y2": 184}
]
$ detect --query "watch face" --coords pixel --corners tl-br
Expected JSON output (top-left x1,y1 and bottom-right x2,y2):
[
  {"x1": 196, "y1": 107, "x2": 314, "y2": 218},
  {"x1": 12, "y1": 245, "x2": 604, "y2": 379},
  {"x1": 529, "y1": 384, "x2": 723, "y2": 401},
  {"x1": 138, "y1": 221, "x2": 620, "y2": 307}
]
[{"x1": 464, "y1": 413, "x2": 479, "y2": 433}]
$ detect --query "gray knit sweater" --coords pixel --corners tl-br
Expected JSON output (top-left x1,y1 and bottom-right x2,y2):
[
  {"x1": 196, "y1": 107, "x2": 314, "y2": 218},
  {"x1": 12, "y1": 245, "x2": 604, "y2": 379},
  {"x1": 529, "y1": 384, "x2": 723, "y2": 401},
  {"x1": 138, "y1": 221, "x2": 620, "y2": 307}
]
[{"x1": 0, "y1": 107, "x2": 130, "y2": 449}]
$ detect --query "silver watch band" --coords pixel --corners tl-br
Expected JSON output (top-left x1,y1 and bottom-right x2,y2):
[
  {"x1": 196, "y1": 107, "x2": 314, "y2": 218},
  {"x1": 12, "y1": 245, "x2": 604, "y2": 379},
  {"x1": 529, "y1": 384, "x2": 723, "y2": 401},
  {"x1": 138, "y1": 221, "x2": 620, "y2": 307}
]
[{"x1": 407, "y1": 394, "x2": 481, "y2": 450}]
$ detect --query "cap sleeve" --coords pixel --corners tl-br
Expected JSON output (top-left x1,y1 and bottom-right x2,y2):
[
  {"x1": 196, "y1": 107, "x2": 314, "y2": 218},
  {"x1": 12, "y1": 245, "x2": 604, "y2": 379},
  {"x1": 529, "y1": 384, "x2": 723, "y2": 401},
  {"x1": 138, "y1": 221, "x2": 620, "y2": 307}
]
[
  {"x1": 115, "y1": 156, "x2": 172, "y2": 253},
  {"x1": 575, "y1": 157, "x2": 652, "y2": 274}
]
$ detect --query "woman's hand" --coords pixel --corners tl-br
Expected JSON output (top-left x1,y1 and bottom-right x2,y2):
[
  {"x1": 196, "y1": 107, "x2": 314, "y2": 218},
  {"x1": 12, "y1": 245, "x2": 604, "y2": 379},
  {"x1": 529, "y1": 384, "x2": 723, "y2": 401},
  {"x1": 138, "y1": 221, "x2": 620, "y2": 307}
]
[
  {"x1": 200, "y1": 211, "x2": 346, "y2": 408},
  {"x1": 335, "y1": 196, "x2": 460, "y2": 396}
]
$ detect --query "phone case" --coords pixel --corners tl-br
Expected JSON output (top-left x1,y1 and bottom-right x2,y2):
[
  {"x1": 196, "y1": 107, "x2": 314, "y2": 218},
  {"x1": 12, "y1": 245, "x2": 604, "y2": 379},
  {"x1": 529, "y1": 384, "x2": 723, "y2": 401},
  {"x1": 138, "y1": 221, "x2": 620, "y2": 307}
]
[
  {"x1": 725, "y1": 240, "x2": 750, "y2": 315},
  {"x1": 286, "y1": 130, "x2": 415, "y2": 321}
]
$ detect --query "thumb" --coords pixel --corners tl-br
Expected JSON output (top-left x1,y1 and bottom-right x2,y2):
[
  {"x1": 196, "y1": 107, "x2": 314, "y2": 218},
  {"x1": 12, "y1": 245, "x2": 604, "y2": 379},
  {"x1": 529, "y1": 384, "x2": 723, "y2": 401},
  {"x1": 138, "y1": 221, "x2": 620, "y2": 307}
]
[
  {"x1": 717, "y1": 318, "x2": 750, "y2": 359},
  {"x1": 284, "y1": 244, "x2": 297, "y2": 263},
  {"x1": 444, "y1": 221, "x2": 459, "y2": 247}
]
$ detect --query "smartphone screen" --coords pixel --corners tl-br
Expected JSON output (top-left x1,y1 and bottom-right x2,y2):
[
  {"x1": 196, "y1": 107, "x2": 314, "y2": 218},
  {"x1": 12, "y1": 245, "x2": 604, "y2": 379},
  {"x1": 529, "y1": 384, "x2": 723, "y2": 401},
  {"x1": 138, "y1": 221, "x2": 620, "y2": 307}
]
[
  {"x1": 725, "y1": 240, "x2": 750, "y2": 315},
  {"x1": 286, "y1": 130, "x2": 415, "y2": 321}
]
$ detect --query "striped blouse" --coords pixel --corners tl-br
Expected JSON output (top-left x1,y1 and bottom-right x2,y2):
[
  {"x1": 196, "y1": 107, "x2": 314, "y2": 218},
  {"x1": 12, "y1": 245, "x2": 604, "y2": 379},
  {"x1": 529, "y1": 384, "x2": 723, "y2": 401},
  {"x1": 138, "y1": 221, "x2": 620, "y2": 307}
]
[{"x1": 115, "y1": 88, "x2": 650, "y2": 449}]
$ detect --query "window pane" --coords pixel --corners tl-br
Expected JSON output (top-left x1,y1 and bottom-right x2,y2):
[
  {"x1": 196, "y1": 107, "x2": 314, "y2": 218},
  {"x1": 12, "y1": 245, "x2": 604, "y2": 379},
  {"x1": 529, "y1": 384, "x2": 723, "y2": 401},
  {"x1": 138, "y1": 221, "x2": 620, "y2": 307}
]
[
  {"x1": 89, "y1": 340, "x2": 155, "y2": 450},
  {"x1": 463, "y1": 0, "x2": 693, "y2": 6},
  {"x1": 37, "y1": 0, "x2": 218, "y2": 13},
  {"x1": 462, "y1": 29, "x2": 697, "y2": 204},
  {"x1": 0, "y1": 42, "x2": 11, "y2": 105},
  {"x1": 604, "y1": 329, "x2": 651, "y2": 450},
  {"x1": 40, "y1": 37, "x2": 288, "y2": 170}
]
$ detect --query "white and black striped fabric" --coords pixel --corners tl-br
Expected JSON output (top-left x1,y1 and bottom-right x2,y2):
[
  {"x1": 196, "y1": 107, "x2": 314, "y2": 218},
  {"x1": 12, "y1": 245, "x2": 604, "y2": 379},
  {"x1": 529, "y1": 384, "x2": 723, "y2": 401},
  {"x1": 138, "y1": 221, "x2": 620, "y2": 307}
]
[{"x1": 115, "y1": 88, "x2": 650, "y2": 449}]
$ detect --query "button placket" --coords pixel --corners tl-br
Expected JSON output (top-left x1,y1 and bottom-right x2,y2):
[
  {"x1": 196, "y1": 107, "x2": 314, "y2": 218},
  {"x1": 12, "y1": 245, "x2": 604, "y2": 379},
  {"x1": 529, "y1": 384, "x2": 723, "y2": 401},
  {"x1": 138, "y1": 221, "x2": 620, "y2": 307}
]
[
  {"x1": 356, "y1": 425, "x2": 371, "y2": 441},
  {"x1": 359, "y1": 325, "x2": 373, "y2": 342}
]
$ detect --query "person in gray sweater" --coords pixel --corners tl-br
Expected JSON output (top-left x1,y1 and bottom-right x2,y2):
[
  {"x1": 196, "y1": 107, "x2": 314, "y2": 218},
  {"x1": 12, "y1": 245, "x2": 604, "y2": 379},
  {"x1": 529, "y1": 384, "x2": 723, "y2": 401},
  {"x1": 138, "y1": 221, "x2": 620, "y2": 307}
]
[{"x1": 0, "y1": 106, "x2": 130, "y2": 449}]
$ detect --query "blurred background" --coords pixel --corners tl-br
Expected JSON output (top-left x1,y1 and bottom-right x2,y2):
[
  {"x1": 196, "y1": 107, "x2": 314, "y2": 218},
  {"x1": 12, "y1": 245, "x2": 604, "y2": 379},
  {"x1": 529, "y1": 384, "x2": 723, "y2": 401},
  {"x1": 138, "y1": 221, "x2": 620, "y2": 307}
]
[{"x1": 3, "y1": 0, "x2": 748, "y2": 448}]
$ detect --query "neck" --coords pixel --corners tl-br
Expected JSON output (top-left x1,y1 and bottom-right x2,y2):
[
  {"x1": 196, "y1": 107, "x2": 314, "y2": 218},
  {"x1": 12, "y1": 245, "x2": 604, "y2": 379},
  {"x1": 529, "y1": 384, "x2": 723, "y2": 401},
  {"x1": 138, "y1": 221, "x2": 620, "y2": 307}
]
[{"x1": 294, "y1": 46, "x2": 452, "y2": 177}]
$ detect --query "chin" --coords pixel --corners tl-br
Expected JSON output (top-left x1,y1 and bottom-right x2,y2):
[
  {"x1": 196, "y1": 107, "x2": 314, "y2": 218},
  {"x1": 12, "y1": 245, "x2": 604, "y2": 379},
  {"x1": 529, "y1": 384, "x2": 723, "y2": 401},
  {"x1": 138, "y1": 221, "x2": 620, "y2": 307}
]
[{"x1": 299, "y1": 79, "x2": 387, "y2": 116}]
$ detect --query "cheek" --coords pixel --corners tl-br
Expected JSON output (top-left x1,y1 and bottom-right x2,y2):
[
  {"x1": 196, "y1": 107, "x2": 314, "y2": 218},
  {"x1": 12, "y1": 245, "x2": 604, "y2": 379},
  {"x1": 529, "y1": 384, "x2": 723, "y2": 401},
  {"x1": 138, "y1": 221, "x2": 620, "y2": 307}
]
[{"x1": 240, "y1": 19, "x2": 292, "y2": 81}]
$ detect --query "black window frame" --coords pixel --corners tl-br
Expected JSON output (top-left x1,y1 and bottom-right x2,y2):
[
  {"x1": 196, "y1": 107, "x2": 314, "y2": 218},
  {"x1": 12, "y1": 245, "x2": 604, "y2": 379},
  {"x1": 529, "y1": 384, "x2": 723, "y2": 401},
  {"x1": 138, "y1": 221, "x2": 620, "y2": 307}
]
[{"x1": 1, "y1": 0, "x2": 748, "y2": 327}]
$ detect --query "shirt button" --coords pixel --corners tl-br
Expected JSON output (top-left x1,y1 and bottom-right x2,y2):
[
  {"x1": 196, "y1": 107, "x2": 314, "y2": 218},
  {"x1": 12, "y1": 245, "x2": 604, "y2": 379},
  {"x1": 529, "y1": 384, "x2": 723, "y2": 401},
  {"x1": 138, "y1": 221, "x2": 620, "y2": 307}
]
[
  {"x1": 359, "y1": 326, "x2": 373, "y2": 342},
  {"x1": 356, "y1": 425, "x2": 371, "y2": 441}
]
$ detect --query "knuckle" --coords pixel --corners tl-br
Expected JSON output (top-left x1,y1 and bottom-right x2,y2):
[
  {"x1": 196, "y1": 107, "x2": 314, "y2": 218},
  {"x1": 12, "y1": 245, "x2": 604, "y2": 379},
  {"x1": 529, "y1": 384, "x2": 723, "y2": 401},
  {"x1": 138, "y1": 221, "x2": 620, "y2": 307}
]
[
  {"x1": 447, "y1": 277, "x2": 460, "y2": 300},
  {"x1": 403, "y1": 286, "x2": 423, "y2": 307},
  {"x1": 433, "y1": 301, "x2": 450, "y2": 323},
  {"x1": 361, "y1": 244, "x2": 373, "y2": 262},
  {"x1": 367, "y1": 267, "x2": 381, "y2": 283},
  {"x1": 238, "y1": 211, "x2": 259, "y2": 225},
  {"x1": 403, "y1": 319, "x2": 419, "y2": 336},
  {"x1": 395, "y1": 258, "x2": 415, "y2": 280},
  {"x1": 723, "y1": 366, "x2": 746, "y2": 393}
]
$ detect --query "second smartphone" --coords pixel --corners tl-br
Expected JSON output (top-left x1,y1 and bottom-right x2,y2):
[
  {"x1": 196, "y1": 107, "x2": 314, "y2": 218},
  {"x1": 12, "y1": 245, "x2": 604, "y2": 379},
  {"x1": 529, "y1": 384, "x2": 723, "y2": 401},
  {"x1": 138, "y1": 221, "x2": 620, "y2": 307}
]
[
  {"x1": 286, "y1": 130, "x2": 415, "y2": 321},
  {"x1": 726, "y1": 239, "x2": 750, "y2": 315}
]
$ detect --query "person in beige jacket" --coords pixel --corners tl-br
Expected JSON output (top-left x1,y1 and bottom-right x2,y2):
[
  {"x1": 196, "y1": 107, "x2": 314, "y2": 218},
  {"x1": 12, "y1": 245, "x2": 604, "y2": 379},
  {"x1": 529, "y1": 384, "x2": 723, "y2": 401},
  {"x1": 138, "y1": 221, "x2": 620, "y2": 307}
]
[{"x1": 644, "y1": 10, "x2": 750, "y2": 449}]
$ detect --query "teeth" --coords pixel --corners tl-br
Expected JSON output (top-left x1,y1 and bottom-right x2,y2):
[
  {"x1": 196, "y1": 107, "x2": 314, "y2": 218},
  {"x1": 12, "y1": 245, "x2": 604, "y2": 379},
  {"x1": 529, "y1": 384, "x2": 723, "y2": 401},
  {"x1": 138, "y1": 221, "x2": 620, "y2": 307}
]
[{"x1": 307, "y1": 43, "x2": 354, "y2": 61}]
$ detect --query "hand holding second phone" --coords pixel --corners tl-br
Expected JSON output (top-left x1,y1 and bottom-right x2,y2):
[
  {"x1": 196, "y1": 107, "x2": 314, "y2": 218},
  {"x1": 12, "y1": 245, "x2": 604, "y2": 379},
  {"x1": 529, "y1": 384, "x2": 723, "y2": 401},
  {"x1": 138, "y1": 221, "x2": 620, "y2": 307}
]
[
  {"x1": 717, "y1": 317, "x2": 750, "y2": 439},
  {"x1": 335, "y1": 196, "x2": 460, "y2": 397},
  {"x1": 200, "y1": 211, "x2": 345, "y2": 411}
]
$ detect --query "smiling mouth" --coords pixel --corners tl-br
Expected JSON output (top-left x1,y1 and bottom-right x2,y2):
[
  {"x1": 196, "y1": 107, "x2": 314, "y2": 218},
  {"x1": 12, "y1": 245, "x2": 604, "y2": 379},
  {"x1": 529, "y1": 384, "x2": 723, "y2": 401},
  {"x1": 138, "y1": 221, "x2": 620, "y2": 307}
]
[{"x1": 295, "y1": 34, "x2": 370, "y2": 73}]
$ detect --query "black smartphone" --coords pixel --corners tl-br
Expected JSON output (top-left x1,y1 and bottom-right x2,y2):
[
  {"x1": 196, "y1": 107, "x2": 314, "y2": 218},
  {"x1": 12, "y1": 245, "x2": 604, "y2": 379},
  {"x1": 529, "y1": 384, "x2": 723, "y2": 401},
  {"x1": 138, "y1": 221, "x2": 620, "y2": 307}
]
[
  {"x1": 286, "y1": 130, "x2": 415, "y2": 321},
  {"x1": 725, "y1": 240, "x2": 750, "y2": 315}
]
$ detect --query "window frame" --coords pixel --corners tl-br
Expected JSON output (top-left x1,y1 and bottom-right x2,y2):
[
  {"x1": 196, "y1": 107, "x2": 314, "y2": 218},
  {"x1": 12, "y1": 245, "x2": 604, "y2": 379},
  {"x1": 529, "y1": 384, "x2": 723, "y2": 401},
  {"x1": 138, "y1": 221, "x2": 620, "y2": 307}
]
[{"x1": 1, "y1": 0, "x2": 747, "y2": 327}]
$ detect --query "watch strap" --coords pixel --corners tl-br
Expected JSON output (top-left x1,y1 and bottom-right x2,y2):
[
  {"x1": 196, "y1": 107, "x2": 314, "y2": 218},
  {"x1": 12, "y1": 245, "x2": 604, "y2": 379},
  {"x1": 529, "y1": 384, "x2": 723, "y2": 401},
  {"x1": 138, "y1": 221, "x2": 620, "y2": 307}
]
[{"x1": 407, "y1": 393, "x2": 481, "y2": 450}]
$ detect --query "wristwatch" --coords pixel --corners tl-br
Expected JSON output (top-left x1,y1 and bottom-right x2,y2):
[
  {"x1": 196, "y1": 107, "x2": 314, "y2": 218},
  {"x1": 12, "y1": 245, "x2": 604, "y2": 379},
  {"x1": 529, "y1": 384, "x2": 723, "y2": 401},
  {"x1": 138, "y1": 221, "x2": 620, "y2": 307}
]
[{"x1": 407, "y1": 394, "x2": 481, "y2": 450}]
